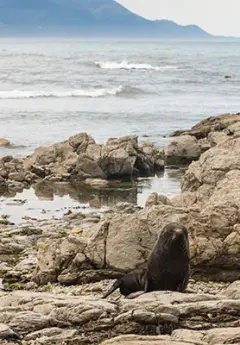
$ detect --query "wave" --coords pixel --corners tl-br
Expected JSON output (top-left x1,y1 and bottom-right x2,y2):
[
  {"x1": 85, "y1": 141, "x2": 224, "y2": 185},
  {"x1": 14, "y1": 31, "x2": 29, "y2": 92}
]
[
  {"x1": 95, "y1": 60, "x2": 177, "y2": 71},
  {"x1": 0, "y1": 86, "x2": 128, "y2": 99}
]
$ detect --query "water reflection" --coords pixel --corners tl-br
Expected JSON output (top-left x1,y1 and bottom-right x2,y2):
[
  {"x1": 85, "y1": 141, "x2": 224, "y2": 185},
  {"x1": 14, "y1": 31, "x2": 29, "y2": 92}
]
[
  {"x1": 0, "y1": 169, "x2": 184, "y2": 223},
  {"x1": 34, "y1": 180, "x2": 138, "y2": 207}
]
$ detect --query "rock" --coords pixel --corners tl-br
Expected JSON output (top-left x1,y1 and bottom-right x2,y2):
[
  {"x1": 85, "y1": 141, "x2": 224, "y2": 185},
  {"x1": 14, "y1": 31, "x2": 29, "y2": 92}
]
[
  {"x1": 0, "y1": 176, "x2": 7, "y2": 193},
  {"x1": 0, "y1": 323, "x2": 19, "y2": 340},
  {"x1": 85, "y1": 178, "x2": 109, "y2": 186},
  {"x1": 172, "y1": 328, "x2": 240, "y2": 345},
  {"x1": 0, "y1": 289, "x2": 239, "y2": 345},
  {"x1": 0, "y1": 156, "x2": 27, "y2": 193},
  {"x1": 225, "y1": 121, "x2": 240, "y2": 138},
  {"x1": 164, "y1": 135, "x2": 202, "y2": 166},
  {"x1": 100, "y1": 136, "x2": 139, "y2": 178},
  {"x1": 182, "y1": 138, "x2": 240, "y2": 194},
  {"x1": 169, "y1": 114, "x2": 240, "y2": 161},
  {"x1": 219, "y1": 280, "x2": 240, "y2": 299},
  {"x1": 145, "y1": 193, "x2": 171, "y2": 207},
  {"x1": 23, "y1": 133, "x2": 163, "y2": 182},
  {"x1": 31, "y1": 165, "x2": 50, "y2": 178},
  {"x1": 34, "y1": 187, "x2": 240, "y2": 283},
  {"x1": 0, "y1": 138, "x2": 10, "y2": 147},
  {"x1": 111, "y1": 202, "x2": 142, "y2": 214},
  {"x1": 101, "y1": 335, "x2": 200, "y2": 345},
  {"x1": 171, "y1": 113, "x2": 240, "y2": 140},
  {"x1": 204, "y1": 327, "x2": 240, "y2": 345},
  {"x1": 208, "y1": 131, "x2": 228, "y2": 146},
  {"x1": 33, "y1": 236, "x2": 89, "y2": 285},
  {"x1": 8, "y1": 172, "x2": 25, "y2": 182},
  {"x1": 141, "y1": 141, "x2": 164, "y2": 171}
]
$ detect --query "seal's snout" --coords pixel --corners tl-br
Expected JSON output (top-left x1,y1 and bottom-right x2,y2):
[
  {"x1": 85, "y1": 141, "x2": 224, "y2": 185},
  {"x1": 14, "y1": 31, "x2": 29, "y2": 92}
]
[
  {"x1": 175, "y1": 228, "x2": 184, "y2": 234},
  {"x1": 172, "y1": 228, "x2": 184, "y2": 240}
]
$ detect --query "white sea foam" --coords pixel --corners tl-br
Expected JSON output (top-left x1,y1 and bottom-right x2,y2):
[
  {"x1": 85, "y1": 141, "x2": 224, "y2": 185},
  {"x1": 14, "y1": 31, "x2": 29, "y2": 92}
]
[
  {"x1": 95, "y1": 60, "x2": 177, "y2": 71},
  {"x1": 0, "y1": 86, "x2": 125, "y2": 99}
]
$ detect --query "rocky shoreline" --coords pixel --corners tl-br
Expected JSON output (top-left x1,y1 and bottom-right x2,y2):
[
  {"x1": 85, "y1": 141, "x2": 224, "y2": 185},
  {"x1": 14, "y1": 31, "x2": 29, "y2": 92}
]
[{"x1": 0, "y1": 113, "x2": 240, "y2": 344}]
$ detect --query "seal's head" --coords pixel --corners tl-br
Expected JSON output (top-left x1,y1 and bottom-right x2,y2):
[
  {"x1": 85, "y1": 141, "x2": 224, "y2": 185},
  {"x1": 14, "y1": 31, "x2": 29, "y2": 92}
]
[{"x1": 159, "y1": 222, "x2": 189, "y2": 258}]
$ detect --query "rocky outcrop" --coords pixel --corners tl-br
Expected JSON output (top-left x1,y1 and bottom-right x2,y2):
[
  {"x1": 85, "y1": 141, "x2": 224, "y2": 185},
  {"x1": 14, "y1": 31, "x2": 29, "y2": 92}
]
[
  {"x1": 33, "y1": 202, "x2": 240, "y2": 285},
  {"x1": 33, "y1": 134, "x2": 240, "y2": 285},
  {"x1": 0, "y1": 134, "x2": 163, "y2": 195},
  {"x1": 0, "y1": 289, "x2": 239, "y2": 345},
  {"x1": 165, "y1": 113, "x2": 240, "y2": 165},
  {"x1": 24, "y1": 133, "x2": 164, "y2": 182}
]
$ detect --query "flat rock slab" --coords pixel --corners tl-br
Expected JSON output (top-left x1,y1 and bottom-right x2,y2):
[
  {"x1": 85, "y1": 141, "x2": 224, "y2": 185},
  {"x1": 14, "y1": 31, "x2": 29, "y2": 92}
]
[
  {"x1": 0, "y1": 290, "x2": 239, "y2": 344},
  {"x1": 101, "y1": 335, "x2": 205, "y2": 345}
]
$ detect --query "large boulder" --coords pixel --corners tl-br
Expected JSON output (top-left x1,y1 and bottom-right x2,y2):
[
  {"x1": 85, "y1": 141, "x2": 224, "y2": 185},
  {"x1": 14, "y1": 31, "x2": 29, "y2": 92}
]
[
  {"x1": 164, "y1": 135, "x2": 202, "y2": 166},
  {"x1": 24, "y1": 134, "x2": 163, "y2": 182}
]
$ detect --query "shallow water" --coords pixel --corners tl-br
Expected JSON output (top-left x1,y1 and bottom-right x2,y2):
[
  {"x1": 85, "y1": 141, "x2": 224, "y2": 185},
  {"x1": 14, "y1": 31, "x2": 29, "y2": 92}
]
[{"x1": 0, "y1": 169, "x2": 183, "y2": 224}]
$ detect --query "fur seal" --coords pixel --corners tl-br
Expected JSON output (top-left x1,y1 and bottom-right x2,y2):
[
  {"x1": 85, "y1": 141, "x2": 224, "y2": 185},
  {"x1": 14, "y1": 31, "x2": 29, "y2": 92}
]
[
  {"x1": 144, "y1": 222, "x2": 190, "y2": 293},
  {"x1": 102, "y1": 271, "x2": 145, "y2": 298},
  {"x1": 102, "y1": 222, "x2": 190, "y2": 298}
]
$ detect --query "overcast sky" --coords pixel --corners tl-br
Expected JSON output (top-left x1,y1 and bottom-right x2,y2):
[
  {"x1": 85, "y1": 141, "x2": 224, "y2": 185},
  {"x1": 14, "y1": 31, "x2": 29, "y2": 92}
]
[{"x1": 117, "y1": 0, "x2": 240, "y2": 36}]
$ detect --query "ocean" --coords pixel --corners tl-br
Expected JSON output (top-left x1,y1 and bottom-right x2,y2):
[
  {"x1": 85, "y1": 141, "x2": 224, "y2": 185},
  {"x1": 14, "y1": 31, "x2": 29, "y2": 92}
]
[{"x1": 0, "y1": 38, "x2": 239, "y2": 222}]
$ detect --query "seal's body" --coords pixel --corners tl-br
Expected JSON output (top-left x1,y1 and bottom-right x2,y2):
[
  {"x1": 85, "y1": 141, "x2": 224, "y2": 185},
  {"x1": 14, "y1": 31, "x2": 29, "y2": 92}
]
[
  {"x1": 102, "y1": 222, "x2": 190, "y2": 298},
  {"x1": 144, "y1": 222, "x2": 190, "y2": 293},
  {"x1": 102, "y1": 271, "x2": 145, "y2": 298}
]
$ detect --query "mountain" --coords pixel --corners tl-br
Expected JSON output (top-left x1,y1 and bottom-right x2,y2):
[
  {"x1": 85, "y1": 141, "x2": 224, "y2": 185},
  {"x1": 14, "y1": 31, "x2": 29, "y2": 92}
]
[{"x1": 0, "y1": 0, "x2": 211, "y2": 37}]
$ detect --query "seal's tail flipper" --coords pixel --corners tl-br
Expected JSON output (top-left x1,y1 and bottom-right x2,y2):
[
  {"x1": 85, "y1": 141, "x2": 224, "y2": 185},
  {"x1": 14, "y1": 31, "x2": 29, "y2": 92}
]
[{"x1": 102, "y1": 279, "x2": 121, "y2": 298}]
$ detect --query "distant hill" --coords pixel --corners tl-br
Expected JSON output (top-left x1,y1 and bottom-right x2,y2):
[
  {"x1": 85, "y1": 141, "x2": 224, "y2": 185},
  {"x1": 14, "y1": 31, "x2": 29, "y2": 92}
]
[{"x1": 0, "y1": 0, "x2": 211, "y2": 37}]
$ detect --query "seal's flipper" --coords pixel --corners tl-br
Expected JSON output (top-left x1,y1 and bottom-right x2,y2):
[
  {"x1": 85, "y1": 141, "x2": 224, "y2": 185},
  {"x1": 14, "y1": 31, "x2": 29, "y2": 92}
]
[{"x1": 102, "y1": 278, "x2": 121, "y2": 298}]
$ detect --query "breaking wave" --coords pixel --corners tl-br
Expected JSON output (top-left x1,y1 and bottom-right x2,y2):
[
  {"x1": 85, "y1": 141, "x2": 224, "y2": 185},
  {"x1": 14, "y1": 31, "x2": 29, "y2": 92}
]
[
  {"x1": 0, "y1": 86, "x2": 135, "y2": 99},
  {"x1": 95, "y1": 60, "x2": 177, "y2": 71}
]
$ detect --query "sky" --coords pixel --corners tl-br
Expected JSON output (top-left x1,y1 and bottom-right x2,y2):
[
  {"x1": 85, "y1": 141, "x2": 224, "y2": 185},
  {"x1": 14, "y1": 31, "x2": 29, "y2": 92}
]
[{"x1": 117, "y1": 0, "x2": 240, "y2": 37}]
